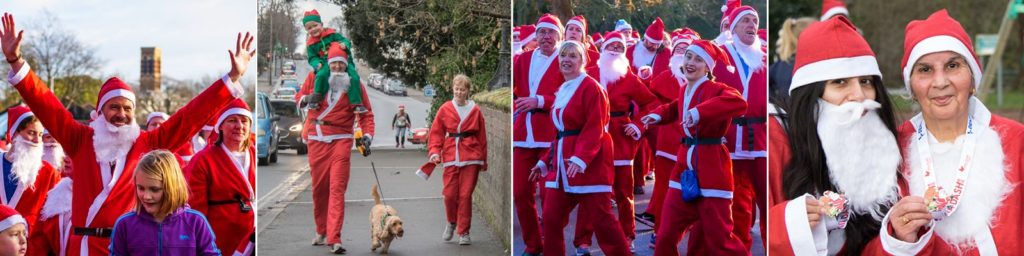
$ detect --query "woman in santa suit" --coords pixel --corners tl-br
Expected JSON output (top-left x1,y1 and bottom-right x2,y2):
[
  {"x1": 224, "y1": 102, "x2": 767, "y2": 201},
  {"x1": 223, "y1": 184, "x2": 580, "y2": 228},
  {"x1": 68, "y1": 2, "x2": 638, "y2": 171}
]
[
  {"x1": 636, "y1": 28, "x2": 700, "y2": 243},
  {"x1": 766, "y1": 16, "x2": 902, "y2": 255},
  {"x1": 878, "y1": 10, "x2": 1024, "y2": 255},
  {"x1": 529, "y1": 40, "x2": 630, "y2": 256},
  {"x1": 563, "y1": 15, "x2": 600, "y2": 69},
  {"x1": 639, "y1": 39, "x2": 747, "y2": 255},
  {"x1": 419, "y1": 74, "x2": 487, "y2": 245},
  {"x1": 185, "y1": 98, "x2": 256, "y2": 253}
]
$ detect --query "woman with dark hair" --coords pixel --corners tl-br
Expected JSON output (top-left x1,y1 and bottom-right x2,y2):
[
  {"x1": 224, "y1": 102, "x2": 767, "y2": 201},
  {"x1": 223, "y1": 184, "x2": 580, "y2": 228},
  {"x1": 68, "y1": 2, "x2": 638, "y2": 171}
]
[{"x1": 767, "y1": 16, "x2": 902, "y2": 255}]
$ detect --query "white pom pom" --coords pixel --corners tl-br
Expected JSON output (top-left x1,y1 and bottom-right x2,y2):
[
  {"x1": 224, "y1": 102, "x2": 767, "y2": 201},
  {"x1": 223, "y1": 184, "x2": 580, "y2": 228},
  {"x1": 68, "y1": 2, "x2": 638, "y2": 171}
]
[
  {"x1": 90, "y1": 110, "x2": 98, "y2": 120},
  {"x1": 722, "y1": 5, "x2": 728, "y2": 12},
  {"x1": 727, "y1": 65, "x2": 736, "y2": 73}
]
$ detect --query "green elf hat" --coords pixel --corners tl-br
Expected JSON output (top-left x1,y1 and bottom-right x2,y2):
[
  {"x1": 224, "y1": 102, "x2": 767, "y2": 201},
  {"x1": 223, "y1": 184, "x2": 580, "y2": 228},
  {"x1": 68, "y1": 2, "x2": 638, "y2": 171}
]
[{"x1": 302, "y1": 9, "x2": 322, "y2": 25}]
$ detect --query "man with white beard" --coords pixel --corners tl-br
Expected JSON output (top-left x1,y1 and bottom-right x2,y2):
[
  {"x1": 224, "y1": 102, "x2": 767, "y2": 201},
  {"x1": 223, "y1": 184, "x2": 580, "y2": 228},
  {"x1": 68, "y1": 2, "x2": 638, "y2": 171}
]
[
  {"x1": 626, "y1": 17, "x2": 670, "y2": 83},
  {"x1": 0, "y1": 106, "x2": 61, "y2": 233},
  {"x1": 709, "y1": 4, "x2": 769, "y2": 250},
  {"x1": 767, "y1": 16, "x2": 901, "y2": 255},
  {"x1": 573, "y1": 31, "x2": 659, "y2": 254},
  {"x1": 41, "y1": 129, "x2": 69, "y2": 175},
  {"x1": 0, "y1": 13, "x2": 254, "y2": 255}
]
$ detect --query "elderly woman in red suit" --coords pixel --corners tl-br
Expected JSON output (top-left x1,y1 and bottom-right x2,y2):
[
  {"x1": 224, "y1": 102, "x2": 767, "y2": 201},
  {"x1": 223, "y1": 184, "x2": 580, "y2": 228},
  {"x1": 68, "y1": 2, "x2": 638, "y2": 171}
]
[
  {"x1": 418, "y1": 74, "x2": 487, "y2": 245},
  {"x1": 185, "y1": 98, "x2": 256, "y2": 253},
  {"x1": 640, "y1": 39, "x2": 748, "y2": 255},
  {"x1": 529, "y1": 40, "x2": 630, "y2": 256}
]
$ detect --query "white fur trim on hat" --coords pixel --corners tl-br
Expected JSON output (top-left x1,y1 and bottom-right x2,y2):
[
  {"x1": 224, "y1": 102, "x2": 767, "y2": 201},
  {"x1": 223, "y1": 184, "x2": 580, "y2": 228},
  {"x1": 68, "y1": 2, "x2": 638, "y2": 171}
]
[
  {"x1": 328, "y1": 56, "x2": 347, "y2": 64},
  {"x1": 215, "y1": 108, "x2": 253, "y2": 131},
  {"x1": 644, "y1": 34, "x2": 663, "y2": 45},
  {"x1": 522, "y1": 33, "x2": 536, "y2": 43},
  {"x1": 672, "y1": 38, "x2": 693, "y2": 51},
  {"x1": 536, "y1": 22, "x2": 562, "y2": 34},
  {"x1": 146, "y1": 112, "x2": 170, "y2": 125},
  {"x1": 96, "y1": 89, "x2": 136, "y2": 115},
  {"x1": 729, "y1": 9, "x2": 758, "y2": 35},
  {"x1": 791, "y1": 55, "x2": 882, "y2": 93},
  {"x1": 9, "y1": 112, "x2": 33, "y2": 140},
  {"x1": 820, "y1": 7, "x2": 849, "y2": 21},
  {"x1": 615, "y1": 22, "x2": 632, "y2": 32},
  {"x1": 0, "y1": 214, "x2": 26, "y2": 233},
  {"x1": 686, "y1": 44, "x2": 716, "y2": 71},
  {"x1": 902, "y1": 35, "x2": 982, "y2": 91},
  {"x1": 602, "y1": 37, "x2": 625, "y2": 51},
  {"x1": 566, "y1": 20, "x2": 585, "y2": 33}
]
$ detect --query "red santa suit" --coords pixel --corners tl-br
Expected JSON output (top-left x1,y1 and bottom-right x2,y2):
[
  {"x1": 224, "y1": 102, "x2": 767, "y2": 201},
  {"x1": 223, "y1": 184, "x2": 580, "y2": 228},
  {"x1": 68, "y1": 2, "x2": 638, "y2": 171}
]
[
  {"x1": 186, "y1": 99, "x2": 256, "y2": 253},
  {"x1": 564, "y1": 15, "x2": 601, "y2": 69},
  {"x1": 511, "y1": 14, "x2": 564, "y2": 254},
  {"x1": 534, "y1": 70, "x2": 629, "y2": 256},
  {"x1": 419, "y1": 99, "x2": 487, "y2": 236},
  {"x1": 0, "y1": 106, "x2": 62, "y2": 230},
  {"x1": 708, "y1": 5, "x2": 768, "y2": 249},
  {"x1": 627, "y1": 18, "x2": 671, "y2": 84},
  {"x1": 300, "y1": 43, "x2": 376, "y2": 246},
  {"x1": 645, "y1": 40, "x2": 748, "y2": 256},
  {"x1": 642, "y1": 63, "x2": 686, "y2": 230},
  {"x1": 28, "y1": 178, "x2": 72, "y2": 256},
  {"x1": 574, "y1": 31, "x2": 658, "y2": 244},
  {"x1": 7, "y1": 64, "x2": 244, "y2": 256}
]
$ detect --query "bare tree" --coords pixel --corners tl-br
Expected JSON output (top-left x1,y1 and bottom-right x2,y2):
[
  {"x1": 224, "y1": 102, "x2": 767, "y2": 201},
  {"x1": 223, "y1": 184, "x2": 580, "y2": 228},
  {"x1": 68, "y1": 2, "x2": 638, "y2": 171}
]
[{"x1": 22, "y1": 9, "x2": 103, "y2": 97}]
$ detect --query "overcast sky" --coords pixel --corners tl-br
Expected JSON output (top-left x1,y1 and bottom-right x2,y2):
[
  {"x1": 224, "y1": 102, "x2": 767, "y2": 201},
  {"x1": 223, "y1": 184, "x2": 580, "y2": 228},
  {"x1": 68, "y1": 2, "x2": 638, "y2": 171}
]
[{"x1": 6, "y1": 0, "x2": 258, "y2": 83}]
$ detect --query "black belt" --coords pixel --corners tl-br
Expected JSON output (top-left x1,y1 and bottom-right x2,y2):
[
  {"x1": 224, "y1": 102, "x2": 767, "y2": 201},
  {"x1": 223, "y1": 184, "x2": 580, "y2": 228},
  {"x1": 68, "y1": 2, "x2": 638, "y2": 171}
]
[
  {"x1": 732, "y1": 117, "x2": 767, "y2": 126},
  {"x1": 527, "y1": 109, "x2": 547, "y2": 114},
  {"x1": 74, "y1": 227, "x2": 113, "y2": 238},
  {"x1": 447, "y1": 132, "x2": 474, "y2": 138},
  {"x1": 209, "y1": 195, "x2": 253, "y2": 213},
  {"x1": 609, "y1": 111, "x2": 629, "y2": 117},
  {"x1": 312, "y1": 119, "x2": 336, "y2": 126},
  {"x1": 681, "y1": 137, "x2": 724, "y2": 146},
  {"x1": 556, "y1": 130, "x2": 581, "y2": 139}
]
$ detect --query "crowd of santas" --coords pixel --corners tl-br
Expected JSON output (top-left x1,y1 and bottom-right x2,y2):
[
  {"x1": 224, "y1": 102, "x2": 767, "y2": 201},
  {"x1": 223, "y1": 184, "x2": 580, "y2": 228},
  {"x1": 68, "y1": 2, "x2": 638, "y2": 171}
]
[{"x1": 511, "y1": 1, "x2": 768, "y2": 255}]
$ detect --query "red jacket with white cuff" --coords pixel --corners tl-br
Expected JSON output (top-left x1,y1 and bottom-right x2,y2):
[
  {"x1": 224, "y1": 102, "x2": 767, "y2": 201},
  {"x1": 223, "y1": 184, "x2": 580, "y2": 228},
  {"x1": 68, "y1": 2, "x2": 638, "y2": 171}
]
[
  {"x1": 419, "y1": 100, "x2": 487, "y2": 180},
  {"x1": 513, "y1": 49, "x2": 564, "y2": 148},
  {"x1": 535, "y1": 75, "x2": 614, "y2": 193}
]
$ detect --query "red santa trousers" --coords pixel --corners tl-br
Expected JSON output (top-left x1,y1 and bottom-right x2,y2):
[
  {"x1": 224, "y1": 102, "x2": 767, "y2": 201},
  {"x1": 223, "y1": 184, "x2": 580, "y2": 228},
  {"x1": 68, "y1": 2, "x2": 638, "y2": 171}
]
[
  {"x1": 543, "y1": 189, "x2": 630, "y2": 256},
  {"x1": 309, "y1": 138, "x2": 355, "y2": 245},
  {"x1": 442, "y1": 165, "x2": 480, "y2": 235},
  {"x1": 573, "y1": 164, "x2": 637, "y2": 245},
  {"x1": 633, "y1": 141, "x2": 652, "y2": 187},
  {"x1": 512, "y1": 147, "x2": 544, "y2": 253},
  {"x1": 731, "y1": 159, "x2": 758, "y2": 249},
  {"x1": 654, "y1": 189, "x2": 747, "y2": 256},
  {"x1": 646, "y1": 157, "x2": 676, "y2": 229}
]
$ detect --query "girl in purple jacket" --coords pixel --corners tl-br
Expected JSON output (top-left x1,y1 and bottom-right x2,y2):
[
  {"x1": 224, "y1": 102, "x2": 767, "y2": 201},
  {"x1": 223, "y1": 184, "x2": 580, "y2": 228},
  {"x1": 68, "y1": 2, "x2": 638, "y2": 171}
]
[{"x1": 110, "y1": 150, "x2": 220, "y2": 256}]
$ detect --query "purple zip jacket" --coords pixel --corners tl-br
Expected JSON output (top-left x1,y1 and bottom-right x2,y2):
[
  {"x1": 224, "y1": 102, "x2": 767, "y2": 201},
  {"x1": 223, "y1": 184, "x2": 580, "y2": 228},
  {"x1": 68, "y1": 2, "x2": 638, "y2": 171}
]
[{"x1": 109, "y1": 205, "x2": 221, "y2": 256}]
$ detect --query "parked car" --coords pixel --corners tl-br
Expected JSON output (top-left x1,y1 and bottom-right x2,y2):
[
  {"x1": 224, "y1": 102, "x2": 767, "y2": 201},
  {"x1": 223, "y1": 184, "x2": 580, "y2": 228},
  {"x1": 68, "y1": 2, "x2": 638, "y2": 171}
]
[
  {"x1": 368, "y1": 73, "x2": 384, "y2": 90},
  {"x1": 385, "y1": 79, "x2": 407, "y2": 96},
  {"x1": 282, "y1": 61, "x2": 296, "y2": 75},
  {"x1": 270, "y1": 99, "x2": 307, "y2": 154},
  {"x1": 407, "y1": 127, "x2": 429, "y2": 144},
  {"x1": 273, "y1": 87, "x2": 297, "y2": 100},
  {"x1": 256, "y1": 92, "x2": 280, "y2": 165},
  {"x1": 280, "y1": 78, "x2": 300, "y2": 91}
]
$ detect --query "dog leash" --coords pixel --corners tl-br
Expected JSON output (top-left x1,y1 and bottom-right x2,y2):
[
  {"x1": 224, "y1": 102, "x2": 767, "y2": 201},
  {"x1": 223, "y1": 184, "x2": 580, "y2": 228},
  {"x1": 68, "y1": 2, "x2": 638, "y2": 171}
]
[{"x1": 371, "y1": 162, "x2": 388, "y2": 206}]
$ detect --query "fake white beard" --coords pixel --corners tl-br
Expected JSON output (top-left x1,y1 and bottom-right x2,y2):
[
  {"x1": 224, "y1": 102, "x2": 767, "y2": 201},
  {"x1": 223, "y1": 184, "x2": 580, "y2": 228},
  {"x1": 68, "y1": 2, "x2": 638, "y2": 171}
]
[
  {"x1": 632, "y1": 44, "x2": 656, "y2": 70},
  {"x1": 42, "y1": 143, "x2": 64, "y2": 170},
  {"x1": 8, "y1": 137, "x2": 44, "y2": 188},
  {"x1": 733, "y1": 37, "x2": 765, "y2": 71},
  {"x1": 88, "y1": 116, "x2": 140, "y2": 165},
  {"x1": 906, "y1": 116, "x2": 1010, "y2": 248},
  {"x1": 816, "y1": 99, "x2": 900, "y2": 220},
  {"x1": 714, "y1": 31, "x2": 732, "y2": 45},
  {"x1": 597, "y1": 51, "x2": 629, "y2": 87},
  {"x1": 192, "y1": 134, "x2": 208, "y2": 152},
  {"x1": 329, "y1": 72, "x2": 350, "y2": 90},
  {"x1": 669, "y1": 54, "x2": 686, "y2": 81}
]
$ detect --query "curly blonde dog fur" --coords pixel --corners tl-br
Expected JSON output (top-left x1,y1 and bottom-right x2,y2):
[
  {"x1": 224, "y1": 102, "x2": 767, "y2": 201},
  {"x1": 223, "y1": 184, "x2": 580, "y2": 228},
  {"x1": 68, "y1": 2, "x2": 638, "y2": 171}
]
[{"x1": 370, "y1": 184, "x2": 404, "y2": 254}]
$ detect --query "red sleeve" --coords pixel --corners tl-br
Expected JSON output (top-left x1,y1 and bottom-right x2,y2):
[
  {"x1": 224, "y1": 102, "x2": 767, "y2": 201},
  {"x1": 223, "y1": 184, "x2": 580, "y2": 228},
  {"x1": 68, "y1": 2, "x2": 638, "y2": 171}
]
[
  {"x1": 693, "y1": 84, "x2": 747, "y2": 123},
  {"x1": 650, "y1": 99, "x2": 680, "y2": 125},
  {"x1": 629, "y1": 75, "x2": 660, "y2": 131},
  {"x1": 296, "y1": 71, "x2": 315, "y2": 102},
  {"x1": 26, "y1": 218, "x2": 55, "y2": 256},
  {"x1": 427, "y1": 105, "x2": 447, "y2": 157},
  {"x1": 150, "y1": 76, "x2": 241, "y2": 150},
  {"x1": 185, "y1": 155, "x2": 210, "y2": 215},
  {"x1": 768, "y1": 201, "x2": 797, "y2": 256},
  {"x1": 10, "y1": 67, "x2": 89, "y2": 155},
  {"x1": 769, "y1": 117, "x2": 790, "y2": 207},
  {"x1": 570, "y1": 81, "x2": 609, "y2": 166}
]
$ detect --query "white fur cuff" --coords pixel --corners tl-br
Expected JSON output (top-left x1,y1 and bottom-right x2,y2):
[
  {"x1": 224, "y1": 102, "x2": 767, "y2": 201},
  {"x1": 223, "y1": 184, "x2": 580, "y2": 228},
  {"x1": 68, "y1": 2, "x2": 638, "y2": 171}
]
[
  {"x1": 7, "y1": 64, "x2": 29, "y2": 86},
  {"x1": 222, "y1": 74, "x2": 245, "y2": 99},
  {"x1": 878, "y1": 209, "x2": 932, "y2": 255}
]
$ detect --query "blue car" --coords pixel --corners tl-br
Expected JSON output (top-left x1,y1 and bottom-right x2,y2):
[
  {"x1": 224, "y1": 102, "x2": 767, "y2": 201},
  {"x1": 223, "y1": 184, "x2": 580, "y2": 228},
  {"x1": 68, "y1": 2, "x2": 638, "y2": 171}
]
[{"x1": 256, "y1": 92, "x2": 280, "y2": 165}]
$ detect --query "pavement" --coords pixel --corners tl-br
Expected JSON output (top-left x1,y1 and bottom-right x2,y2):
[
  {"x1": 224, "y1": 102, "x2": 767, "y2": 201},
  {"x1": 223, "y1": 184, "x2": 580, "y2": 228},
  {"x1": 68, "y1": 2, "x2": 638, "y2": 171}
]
[{"x1": 512, "y1": 174, "x2": 766, "y2": 256}]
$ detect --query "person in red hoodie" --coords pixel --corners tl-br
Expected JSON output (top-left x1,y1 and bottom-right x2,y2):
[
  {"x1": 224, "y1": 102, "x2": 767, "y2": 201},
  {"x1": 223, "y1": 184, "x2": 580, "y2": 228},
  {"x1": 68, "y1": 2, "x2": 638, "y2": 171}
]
[
  {"x1": 186, "y1": 99, "x2": 255, "y2": 254},
  {"x1": 417, "y1": 74, "x2": 487, "y2": 245},
  {"x1": 530, "y1": 40, "x2": 630, "y2": 256},
  {"x1": 641, "y1": 39, "x2": 748, "y2": 255}
]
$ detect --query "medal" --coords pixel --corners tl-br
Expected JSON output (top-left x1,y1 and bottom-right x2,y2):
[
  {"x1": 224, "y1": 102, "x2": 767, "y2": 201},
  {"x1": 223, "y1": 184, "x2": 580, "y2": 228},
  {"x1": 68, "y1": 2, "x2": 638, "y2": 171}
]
[{"x1": 820, "y1": 191, "x2": 850, "y2": 229}]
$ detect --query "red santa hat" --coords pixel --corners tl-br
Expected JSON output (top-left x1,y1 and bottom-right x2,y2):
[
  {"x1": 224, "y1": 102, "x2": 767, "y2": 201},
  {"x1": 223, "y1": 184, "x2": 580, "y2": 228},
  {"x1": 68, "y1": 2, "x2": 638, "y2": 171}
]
[
  {"x1": 727, "y1": 5, "x2": 759, "y2": 34},
  {"x1": 146, "y1": 112, "x2": 169, "y2": 126},
  {"x1": 519, "y1": 25, "x2": 536, "y2": 43},
  {"x1": 671, "y1": 28, "x2": 701, "y2": 50},
  {"x1": 820, "y1": 0, "x2": 850, "y2": 21},
  {"x1": 790, "y1": 16, "x2": 880, "y2": 93},
  {"x1": 0, "y1": 205, "x2": 26, "y2": 233},
  {"x1": 327, "y1": 42, "x2": 348, "y2": 65},
  {"x1": 7, "y1": 105, "x2": 33, "y2": 142},
  {"x1": 215, "y1": 99, "x2": 253, "y2": 132},
  {"x1": 686, "y1": 39, "x2": 733, "y2": 73},
  {"x1": 535, "y1": 14, "x2": 563, "y2": 35},
  {"x1": 93, "y1": 78, "x2": 137, "y2": 119},
  {"x1": 721, "y1": 0, "x2": 742, "y2": 29},
  {"x1": 644, "y1": 17, "x2": 666, "y2": 44},
  {"x1": 566, "y1": 15, "x2": 588, "y2": 35},
  {"x1": 901, "y1": 9, "x2": 982, "y2": 90},
  {"x1": 415, "y1": 161, "x2": 437, "y2": 180},
  {"x1": 601, "y1": 31, "x2": 627, "y2": 50},
  {"x1": 758, "y1": 28, "x2": 767, "y2": 42},
  {"x1": 591, "y1": 33, "x2": 604, "y2": 45}
]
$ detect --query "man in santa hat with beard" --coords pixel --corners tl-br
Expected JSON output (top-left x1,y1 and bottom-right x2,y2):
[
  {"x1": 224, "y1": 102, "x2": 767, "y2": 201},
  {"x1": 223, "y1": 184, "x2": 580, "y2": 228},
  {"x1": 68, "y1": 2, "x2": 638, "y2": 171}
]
[
  {"x1": 573, "y1": 31, "x2": 659, "y2": 253},
  {"x1": 41, "y1": 130, "x2": 70, "y2": 177},
  {"x1": 298, "y1": 42, "x2": 375, "y2": 254},
  {"x1": 708, "y1": 3, "x2": 768, "y2": 251},
  {"x1": 635, "y1": 28, "x2": 699, "y2": 248},
  {"x1": 0, "y1": 106, "x2": 61, "y2": 236},
  {"x1": 714, "y1": 0, "x2": 742, "y2": 46},
  {"x1": 512, "y1": 13, "x2": 564, "y2": 256},
  {"x1": 564, "y1": 15, "x2": 600, "y2": 69},
  {"x1": 627, "y1": 17, "x2": 671, "y2": 83},
  {"x1": 186, "y1": 98, "x2": 255, "y2": 254},
  {"x1": 0, "y1": 13, "x2": 254, "y2": 255}
]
